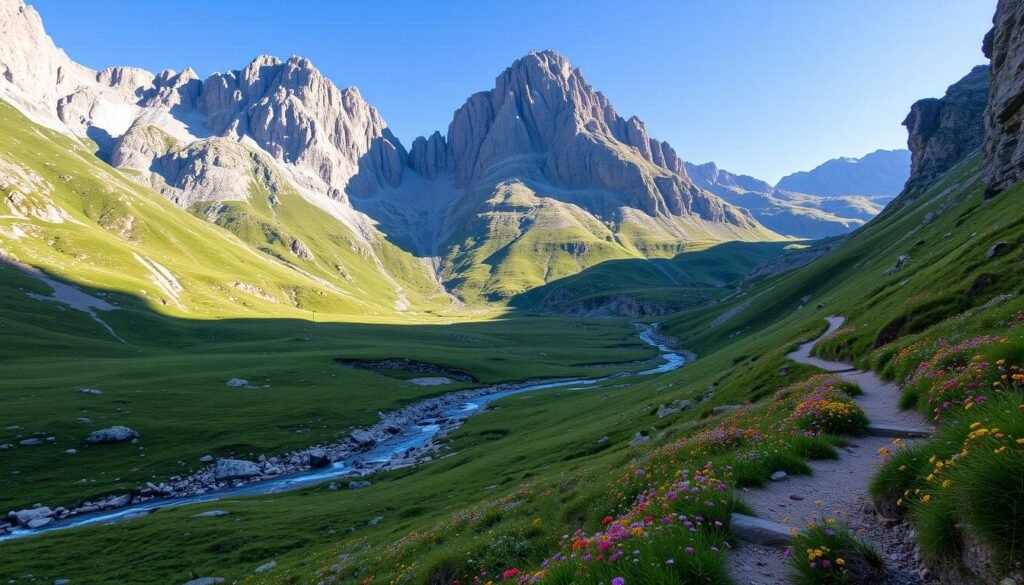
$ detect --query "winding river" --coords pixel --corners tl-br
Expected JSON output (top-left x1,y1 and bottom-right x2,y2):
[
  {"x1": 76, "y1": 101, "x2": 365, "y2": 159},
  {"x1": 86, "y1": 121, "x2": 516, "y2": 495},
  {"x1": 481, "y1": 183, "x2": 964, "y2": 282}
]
[{"x1": 1, "y1": 324, "x2": 687, "y2": 542}]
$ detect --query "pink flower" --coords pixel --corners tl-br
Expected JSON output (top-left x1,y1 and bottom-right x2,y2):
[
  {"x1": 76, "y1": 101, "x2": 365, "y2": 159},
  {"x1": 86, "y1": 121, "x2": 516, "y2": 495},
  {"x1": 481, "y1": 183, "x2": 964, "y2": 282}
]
[{"x1": 612, "y1": 578, "x2": 625, "y2": 585}]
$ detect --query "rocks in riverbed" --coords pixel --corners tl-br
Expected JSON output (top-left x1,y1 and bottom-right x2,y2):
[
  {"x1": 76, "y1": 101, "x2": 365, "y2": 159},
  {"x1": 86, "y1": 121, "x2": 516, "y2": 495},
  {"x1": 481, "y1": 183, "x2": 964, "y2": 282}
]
[
  {"x1": 214, "y1": 458, "x2": 260, "y2": 481},
  {"x1": 349, "y1": 430, "x2": 376, "y2": 447},
  {"x1": 86, "y1": 426, "x2": 139, "y2": 444},
  {"x1": 26, "y1": 516, "x2": 52, "y2": 528},
  {"x1": 307, "y1": 449, "x2": 330, "y2": 468},
  {"x1": 225, "y1": 378, "x2": 249, "y2": 388},
  {"x1": 8, "y1": 506, "x2": 53, "y2": 526}
]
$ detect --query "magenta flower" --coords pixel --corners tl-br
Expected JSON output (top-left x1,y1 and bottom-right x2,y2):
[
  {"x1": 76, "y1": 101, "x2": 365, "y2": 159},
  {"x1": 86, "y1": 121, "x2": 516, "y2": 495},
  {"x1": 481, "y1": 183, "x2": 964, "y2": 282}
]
[{"x1": 612, "y1": 578, "x2": 625, "y2": 585}]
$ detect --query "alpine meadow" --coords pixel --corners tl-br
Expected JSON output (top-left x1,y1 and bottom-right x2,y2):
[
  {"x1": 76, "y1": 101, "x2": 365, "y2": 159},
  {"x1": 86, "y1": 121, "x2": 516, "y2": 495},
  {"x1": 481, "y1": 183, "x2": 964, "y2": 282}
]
[{"x1": 0, "y1": 1, "x2": 1022, "y2": 584}]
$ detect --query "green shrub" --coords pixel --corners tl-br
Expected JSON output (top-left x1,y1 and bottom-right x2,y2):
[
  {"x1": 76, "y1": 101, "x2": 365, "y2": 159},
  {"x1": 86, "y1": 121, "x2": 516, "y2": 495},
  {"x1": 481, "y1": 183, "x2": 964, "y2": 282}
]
[{"x1": 787, "y1": 523, "x2": 886, "y2": 585}]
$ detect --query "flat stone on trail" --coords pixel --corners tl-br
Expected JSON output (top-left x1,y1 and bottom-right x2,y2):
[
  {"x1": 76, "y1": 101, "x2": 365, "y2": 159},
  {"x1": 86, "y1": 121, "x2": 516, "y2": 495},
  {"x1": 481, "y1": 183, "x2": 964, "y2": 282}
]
[
  {"x1": 769, "y1": 471, "x2": 788, "y2": 481},
  {"x1": 865, "y1": 424, "x2": 931, "y2": 438},
  {"x1": 191, "y1": 510, "x2": 230, "y2": 518},
  {"x1": 729, "y1": 513, "x2": 793, "y2": 547},
  {"x1": 86, "y1": 426, "x2": 139, "y2": 444}
]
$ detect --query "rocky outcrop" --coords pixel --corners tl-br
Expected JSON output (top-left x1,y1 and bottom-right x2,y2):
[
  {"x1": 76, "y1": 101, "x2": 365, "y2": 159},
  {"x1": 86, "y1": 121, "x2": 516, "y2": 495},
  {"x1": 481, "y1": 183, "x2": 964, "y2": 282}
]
[
  {"x1": 983, "y1": 0, "x2": 1024, "y2": 195},
  {"x1": 903, "y1": 66, "x2": 989, "y2": 193},
  {"x1": 776, "y1": 149, "x2": 911, "y2": 197}
]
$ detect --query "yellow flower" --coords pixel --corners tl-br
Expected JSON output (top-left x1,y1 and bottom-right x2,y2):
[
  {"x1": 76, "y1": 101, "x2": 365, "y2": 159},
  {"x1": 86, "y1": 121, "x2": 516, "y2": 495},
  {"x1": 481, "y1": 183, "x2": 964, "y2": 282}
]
[
  {"x1": 836, "y1": 558, "x2": 845, "y2": 566},
  {"x1": 1016, "y1": 438, "x2": 1024, "y2": 445},
  {"x1": 970, "y1": 422, "x2": 982, "y2": 430},
  {"x1": 922, "y1": 494, "x2": 931, "y2": 503}
]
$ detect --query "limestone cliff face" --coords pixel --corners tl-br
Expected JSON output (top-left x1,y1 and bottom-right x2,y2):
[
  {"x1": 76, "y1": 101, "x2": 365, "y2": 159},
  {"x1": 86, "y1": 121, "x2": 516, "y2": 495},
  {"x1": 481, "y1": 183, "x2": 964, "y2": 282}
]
[
  {"x1": 903, "y1": 66, "x2": 989, "y2": 193},
  {"x1": 983, "y1": 0, "x2": 1024, "y2": 195},
  {"x1": 0, "y1": 0, "x2": 399, "y2": 206}
]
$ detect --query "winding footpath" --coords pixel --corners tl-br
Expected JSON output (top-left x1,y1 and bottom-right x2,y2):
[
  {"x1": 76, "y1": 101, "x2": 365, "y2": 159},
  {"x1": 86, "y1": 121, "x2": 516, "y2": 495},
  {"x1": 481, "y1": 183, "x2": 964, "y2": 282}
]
[{"x1": 729, "y1": 317, "x2": 933, "y2": 585}]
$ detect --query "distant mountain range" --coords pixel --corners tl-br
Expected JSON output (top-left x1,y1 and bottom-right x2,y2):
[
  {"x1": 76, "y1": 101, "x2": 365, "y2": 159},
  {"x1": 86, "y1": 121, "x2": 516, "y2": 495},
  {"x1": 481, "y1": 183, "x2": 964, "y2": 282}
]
[{"x1": 684, "y1": 149, "x2": 909, "y2": 238}]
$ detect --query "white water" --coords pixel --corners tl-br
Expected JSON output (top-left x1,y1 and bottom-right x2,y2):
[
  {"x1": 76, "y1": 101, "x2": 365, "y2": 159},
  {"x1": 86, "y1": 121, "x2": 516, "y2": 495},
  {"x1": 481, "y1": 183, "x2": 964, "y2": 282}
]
[{"x1": 0, "y1": 324, "x2": 687, "y2": 542}]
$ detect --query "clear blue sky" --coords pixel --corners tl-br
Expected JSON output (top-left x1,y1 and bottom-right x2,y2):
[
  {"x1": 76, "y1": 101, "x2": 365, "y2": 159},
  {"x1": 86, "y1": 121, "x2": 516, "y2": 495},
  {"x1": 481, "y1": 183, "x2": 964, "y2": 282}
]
[{"x1": 29, "y1": 0, "x2": 994, "y2": 183}]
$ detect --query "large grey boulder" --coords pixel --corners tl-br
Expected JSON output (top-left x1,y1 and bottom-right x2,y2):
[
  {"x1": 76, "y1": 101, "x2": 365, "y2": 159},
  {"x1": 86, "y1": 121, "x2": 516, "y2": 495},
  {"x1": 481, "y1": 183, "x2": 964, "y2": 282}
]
[
  {"x1": 213, "y1": 459, "x2": 260, "y2": 481},
  {"x1": 8, "y1": 506, "x2": 53, "y2": 526},
  {"x1": 85, "y1": 426, "x2": 138, "y2": 444}
]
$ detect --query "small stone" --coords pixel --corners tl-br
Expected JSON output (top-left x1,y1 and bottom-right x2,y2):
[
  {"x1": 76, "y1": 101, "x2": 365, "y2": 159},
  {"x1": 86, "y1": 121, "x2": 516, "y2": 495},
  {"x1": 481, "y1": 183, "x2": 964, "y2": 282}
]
[
  {"x1": 18, "y1": 438, "x2": 41, "y2": 446},
  {"x1": 86, "y1": 426, "x2": 138, "y2": 444},
  {"x1": 65, "y1": 449, "x2": 77, "y2": 455},
  {"x1": 191, "y1": 510, "x2": 230, "y2": 518},
  {"x1": 54, "y1": 580, "x2": 71, "y2": 585},
  {"x1": 254, "y1": 560, "x2": 277, "y2": 574},
  {"x1": 199, "y1": 454, "x2": 214, "y2": 463},
  {"x1": 368, "y1": 516, "x2": 384, "y2": 526},
  {"x1": 328, "y1": 482, "x2": 340, "y2": 491},
  {"x1": 770, "y1": 471, "x2": 788, "y2": 481},
  {"x1": 78, "y1": 388, "x2": 102, "y2": 395},
  {"x1": 182, "y1": 579, "x2": 224, "y2": 585},
  {"x1": 348, "y1": 481, "x2": 371, "y2": 490},
  {"x1": 789, "y1": 494, "x2": 804, "y2": 501},
  {"x1": 226, "y1": 378, "x2": 249, "y2": 388}
]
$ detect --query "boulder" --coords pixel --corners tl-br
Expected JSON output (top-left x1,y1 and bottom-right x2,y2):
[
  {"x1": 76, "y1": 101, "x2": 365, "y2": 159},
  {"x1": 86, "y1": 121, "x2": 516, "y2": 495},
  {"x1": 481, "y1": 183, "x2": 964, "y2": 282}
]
[
  {"x1": 214, "y1": 458, "x2": 260, "y2": 481},
  {"x1": 656, "y1": 399, "x2": 695, "y2": 419},
  {"x1": 307, "y1": 449, "x2": 330, "y2": 468},
  {"x1": 350, "y1": 430, "x2": 376, "y2": 447},
  {"x1": 26, "y1": 516, "x2": 52, "y2": 529},
  {"x1": 629, "y1": 432, "x2": 650, "y2": 447},
  {"x1": 8, "y1": 506, "x2": 53, "y2": 526},
  {"x1": 86, "y1": 426, "x2": 139, "y2": 444},
  {"x1": 987, "y1": 241, "x2": 1011, "y2": 259}
]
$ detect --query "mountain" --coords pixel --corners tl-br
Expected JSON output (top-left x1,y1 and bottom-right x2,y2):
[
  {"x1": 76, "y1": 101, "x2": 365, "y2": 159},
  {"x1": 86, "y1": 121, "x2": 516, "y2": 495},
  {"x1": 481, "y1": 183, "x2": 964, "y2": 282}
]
[
  {"x1": 774, "y1": 148, "x2": 910, "y2": 197},
  {"x1": 902, "y1": 65, "x2": 989, "y2": 194},
  {"x1": 684, "y1": 160, "x2": 890, "y2": 239},
  {"x1": 0, "y1": 1, "x2": 779, "y2": 309}
]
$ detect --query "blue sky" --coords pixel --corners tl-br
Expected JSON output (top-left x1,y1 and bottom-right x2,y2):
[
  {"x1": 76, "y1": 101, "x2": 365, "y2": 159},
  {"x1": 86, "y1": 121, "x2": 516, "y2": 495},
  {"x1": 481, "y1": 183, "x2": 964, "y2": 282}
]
[{"x1": 29, "y1": 1, "x2": 993, "y2": 183}]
